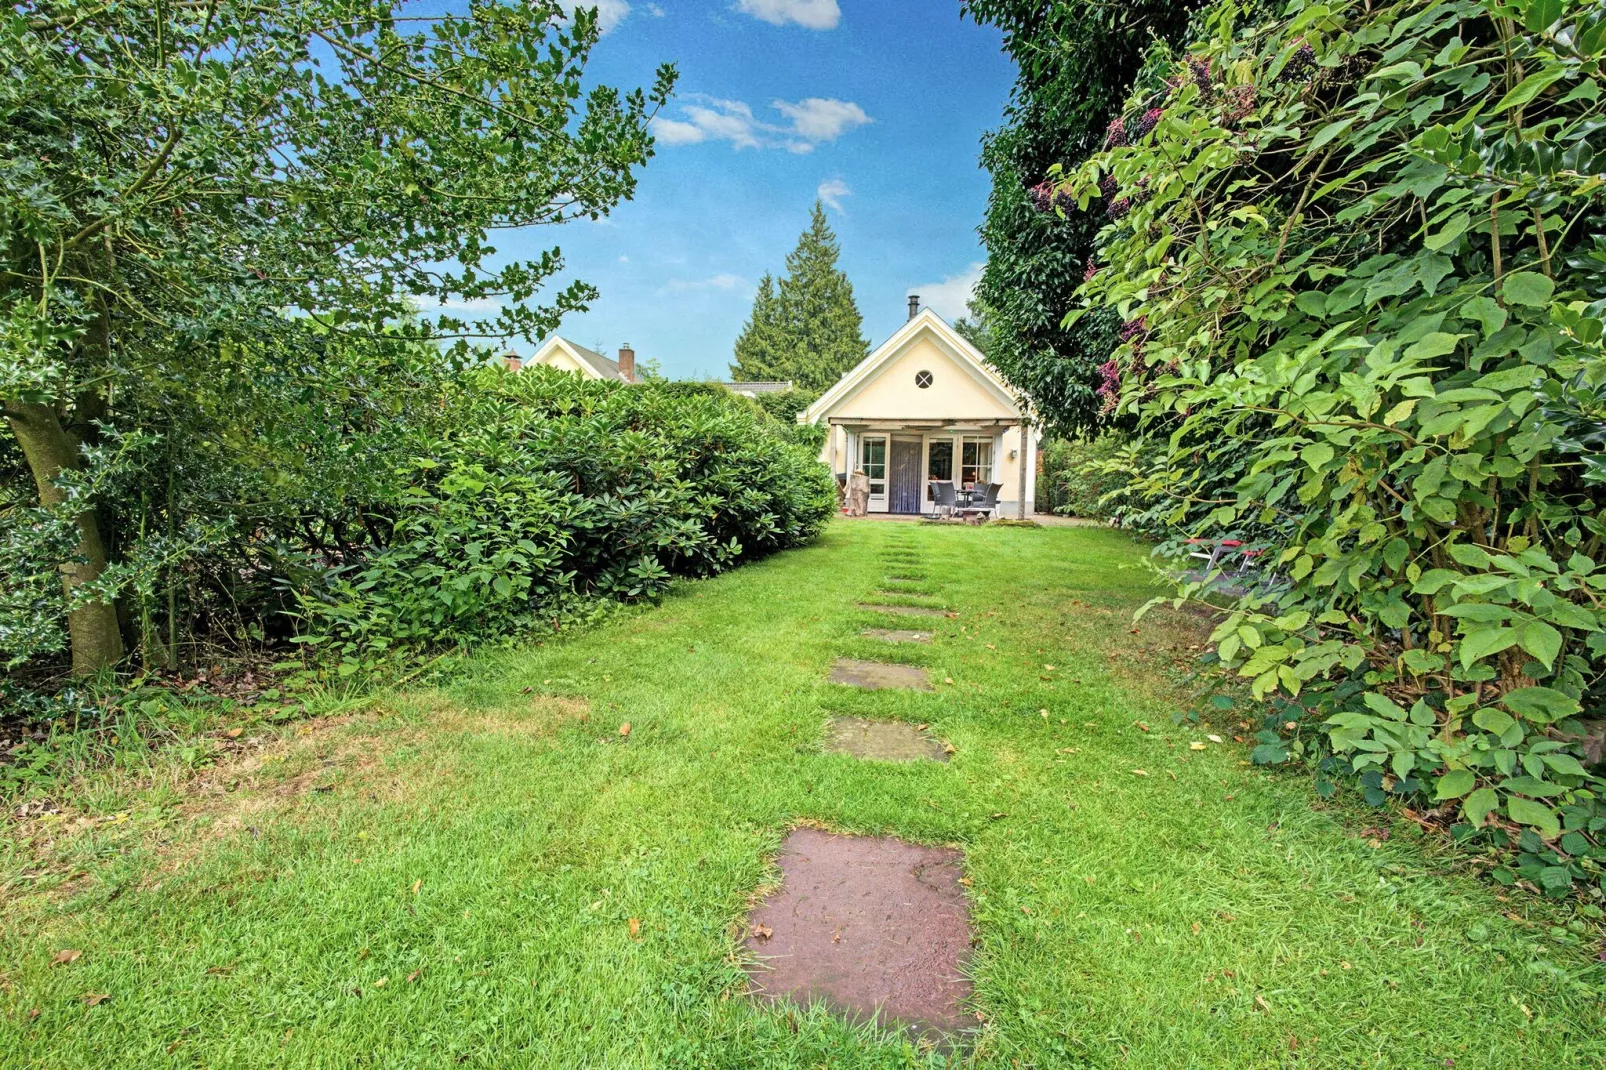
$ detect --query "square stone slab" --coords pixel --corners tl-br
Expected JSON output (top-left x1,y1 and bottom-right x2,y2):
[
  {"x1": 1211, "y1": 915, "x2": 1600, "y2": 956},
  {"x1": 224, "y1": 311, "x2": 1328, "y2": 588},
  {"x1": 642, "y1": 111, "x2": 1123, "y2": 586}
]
[
  {"x1": 829, "y1": 658, "x2": 933, "y2": 691},
  {"x1": 861, "y1": 628, "x2": 932, "y2": 644},
  {"x1": 857, "y1": 603, "x2": 949, "y2": 619},
  {"x1": 745, "y1": 828, "x2": 973, "y2": 1039},
  {"x1": 824, "y1": 717, "x2": 949, "y2": 762}
]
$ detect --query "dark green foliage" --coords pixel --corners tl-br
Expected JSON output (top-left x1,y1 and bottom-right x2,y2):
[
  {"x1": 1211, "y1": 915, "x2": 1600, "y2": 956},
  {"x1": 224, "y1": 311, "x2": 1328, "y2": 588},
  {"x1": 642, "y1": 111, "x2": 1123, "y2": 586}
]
[
  {"x1": 1, "y1": 0, "x2": 675, "y2": 673},
  {"x1": 1070, "y1": 0, "x2": 1606, "y2": 895},
  {"x1": 1035, "y1": 435, "x2": 1131, "y2": 520},
  {"x1": 962, "y1": 0, "x2": 1202, "y2": 437},
  {"x1": 730, "y1": 202, "x2": 869, "y2": 392},
  {"x1": 295, "y1": 369, "x2": 837, "y2": 654}
]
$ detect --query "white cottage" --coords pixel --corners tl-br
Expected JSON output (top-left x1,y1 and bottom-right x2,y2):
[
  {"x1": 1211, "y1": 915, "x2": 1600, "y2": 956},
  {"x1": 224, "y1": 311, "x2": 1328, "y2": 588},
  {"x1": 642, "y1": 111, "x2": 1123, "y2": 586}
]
[
  {"x1": 799, "y1": 303, "x2": 1036, "y2": 518},
  {"x1": 517, "y1": 336, "x2": 638, "y2": 382}
]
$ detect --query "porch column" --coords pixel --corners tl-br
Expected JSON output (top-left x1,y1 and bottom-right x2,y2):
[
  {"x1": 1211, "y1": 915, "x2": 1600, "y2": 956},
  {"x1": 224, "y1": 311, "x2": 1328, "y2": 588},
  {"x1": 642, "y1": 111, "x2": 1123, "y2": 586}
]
[{"x1": 1017, "y1": 417, "x2": 1031, "y2": 520}]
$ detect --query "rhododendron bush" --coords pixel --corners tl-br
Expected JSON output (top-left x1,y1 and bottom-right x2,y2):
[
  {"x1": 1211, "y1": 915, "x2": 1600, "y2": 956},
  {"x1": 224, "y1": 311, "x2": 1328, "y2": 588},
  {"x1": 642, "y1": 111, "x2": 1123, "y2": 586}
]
[{"x1": 1057, "y1": 0, "x2": 1606, "y2": 894}]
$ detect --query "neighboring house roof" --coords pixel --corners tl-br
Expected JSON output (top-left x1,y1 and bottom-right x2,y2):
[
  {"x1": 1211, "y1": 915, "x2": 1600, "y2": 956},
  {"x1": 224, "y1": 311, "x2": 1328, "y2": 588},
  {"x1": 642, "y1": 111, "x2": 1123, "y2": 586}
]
[
  {"x1": 799, "y1": 307, "x2": 1022, "y2": 425},
  {"x1": 527, "y1": 335, "x2": 629, "y2": 381},
  {"x1": 717, "y1": 381, "x2": 794, "y2": 396}
]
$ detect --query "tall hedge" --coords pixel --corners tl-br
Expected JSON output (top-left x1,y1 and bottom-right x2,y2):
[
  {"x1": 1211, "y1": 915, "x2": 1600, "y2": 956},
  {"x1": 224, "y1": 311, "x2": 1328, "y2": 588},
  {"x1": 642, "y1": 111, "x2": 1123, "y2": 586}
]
[
  {"x1": 1059, "y1": 0, "x2": 1606, "y2": 893},
  {"x1": 294, "y1": 369, "x2": 837, "y2": 652}
]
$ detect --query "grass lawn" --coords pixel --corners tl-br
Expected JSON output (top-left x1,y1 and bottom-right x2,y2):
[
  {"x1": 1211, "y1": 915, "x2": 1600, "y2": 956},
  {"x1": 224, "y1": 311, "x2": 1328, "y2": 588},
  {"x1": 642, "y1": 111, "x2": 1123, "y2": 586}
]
[{"x1": 3, "y1": 520, "x2": 1603, "y2": 1067}]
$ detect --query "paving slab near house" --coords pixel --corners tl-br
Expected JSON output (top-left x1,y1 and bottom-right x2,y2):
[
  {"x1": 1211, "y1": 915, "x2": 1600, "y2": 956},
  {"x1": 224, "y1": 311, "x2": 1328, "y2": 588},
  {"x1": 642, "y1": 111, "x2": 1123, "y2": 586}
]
[
  {"x1": 823, "y1": 716, "x2": 949, "y2": 762},
  {"x1": 745, "y1": 828, "x2": 974, "y2": 1042},
  {"x1": 829, "y1": 658, "x2": 934, "y2": 691},
  {"x1": 856, "y1": 603, "x2": 950, "y2": 618},
  {"x1": 861, "y1": 627, "x2": 932, "y2": 644}
]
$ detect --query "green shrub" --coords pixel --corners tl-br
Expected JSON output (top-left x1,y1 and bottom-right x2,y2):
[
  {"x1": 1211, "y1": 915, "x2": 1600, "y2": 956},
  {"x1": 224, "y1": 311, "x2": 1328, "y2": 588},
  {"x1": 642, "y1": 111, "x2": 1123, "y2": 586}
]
[
  {"x1": 1036, "y1": 435, "x2": 1130, "y2": 519},
  {"x1": 293, "y1": 368, "x2": 836, "y2": 657},
  {"x1": 1062, "y1": 0, "x2": 1606, "y2": 895}
]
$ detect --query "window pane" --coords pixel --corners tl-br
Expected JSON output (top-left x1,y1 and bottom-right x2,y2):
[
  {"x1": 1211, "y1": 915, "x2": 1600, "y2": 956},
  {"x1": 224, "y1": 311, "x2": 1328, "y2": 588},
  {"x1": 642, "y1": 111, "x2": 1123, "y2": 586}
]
[
  {"x1": 860, "y1": 437, "x2": 886, "y2": 482},
  {"x1": 961, "y1": 437, "x2": 993, "y2": 486},
  {"x1": 928, "y1": 439, "x2": 953, "y2": 482}
]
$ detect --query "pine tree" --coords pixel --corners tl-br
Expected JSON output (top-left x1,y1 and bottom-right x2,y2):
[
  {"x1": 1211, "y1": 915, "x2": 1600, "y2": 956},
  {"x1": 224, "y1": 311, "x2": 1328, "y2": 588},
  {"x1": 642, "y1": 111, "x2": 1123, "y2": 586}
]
[
  {"x1": 731, "y1": 272, "x2": 785, "y2": 382},
  {"x1": 730, "y1": 202, "x2": 869, "y2": 391}
]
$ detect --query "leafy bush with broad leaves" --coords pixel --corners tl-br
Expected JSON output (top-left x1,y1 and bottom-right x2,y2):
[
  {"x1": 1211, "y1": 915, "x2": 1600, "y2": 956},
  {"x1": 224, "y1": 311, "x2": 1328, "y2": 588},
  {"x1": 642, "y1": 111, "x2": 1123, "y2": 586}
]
[
  {"x1": 1060, "y1": 0, "x2": 1606, "y2": 893},
  {"x1": 294, "y1": 369, "x2": 837, "y2": 656}
]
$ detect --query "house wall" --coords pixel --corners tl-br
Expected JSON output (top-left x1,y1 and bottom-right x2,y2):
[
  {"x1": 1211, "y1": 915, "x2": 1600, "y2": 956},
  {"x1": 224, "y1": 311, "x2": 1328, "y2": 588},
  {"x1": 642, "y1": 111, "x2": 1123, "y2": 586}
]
[
  {"x1": 532, "y1": 347, "x2": 595, "y2": 377},
  {"x1": 830, "y1": 334, "x2": 1019, "y2": 423}
]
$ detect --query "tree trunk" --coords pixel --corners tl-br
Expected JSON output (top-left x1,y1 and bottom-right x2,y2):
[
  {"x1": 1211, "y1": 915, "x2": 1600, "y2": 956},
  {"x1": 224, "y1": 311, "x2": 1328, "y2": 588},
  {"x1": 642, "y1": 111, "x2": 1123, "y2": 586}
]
[{"x1": 3, "y1": 398, "x2": 125, "y2": 673}]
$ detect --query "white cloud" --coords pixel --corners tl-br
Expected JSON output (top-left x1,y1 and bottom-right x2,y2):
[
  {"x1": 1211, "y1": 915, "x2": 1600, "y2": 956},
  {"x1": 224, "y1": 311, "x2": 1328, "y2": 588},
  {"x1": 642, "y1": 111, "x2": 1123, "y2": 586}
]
[
  {"x1": 817, "y1": 178, "x2": 851, "y2": 212},
  {"x1": 773, "y1": 98, "x2": 870, "y2": 142},
  {"x1": 410, "y1": 295, "x2": 504, "y2": 315},
  {"x1": 650, "y1": 94, "x2": 870, "y2": 153},
  {"x1": 909, "y1": 262, "x2": 984, "y2": 322},
  {"x1": 618, "y1": 254, "x2": 631, "y2": 263},
  {"x1": 736, "y1": 0, "x2": 839, "y2": 30},
  {"x1": 647, "y1": 2, "x2": 665, "y2": 14},
  {"x1": 664, "y1": 273, "x2": 748, "y2": 293}
]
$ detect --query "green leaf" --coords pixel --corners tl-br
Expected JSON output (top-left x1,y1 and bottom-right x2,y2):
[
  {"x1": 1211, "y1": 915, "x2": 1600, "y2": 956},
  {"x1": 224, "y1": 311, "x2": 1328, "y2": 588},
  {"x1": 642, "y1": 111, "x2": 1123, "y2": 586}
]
[
  {"x1": 1502, "y1": 686, "x2": 1580, "y2": 722},
  {"x1": 1472, "y1": 707, "x2": 1516, "y2": 735},
  {"x1": 1501, "y1": 270, "x2": 1555, "y2": 307},
  {"x1": 1491, "y1": 68, "x2": 1566, "y2": 113},
  {"x1": 1517, "y1": 620, "x2": 1563, "y2": 669},
  {"x1": 1505, "y1": 796, "x2": 1561, "y2": 839},
  {"x1": 1463, "y1": 787, "x2": 1498, "y2": 827},
  {"x1": 1458, "y1": 626, "x2": 1518, "y2": 669},
  {"x1": 1434, "y1": 769, "x2": 1476, "y2": 800},
  {"x1": 1309, "y1": 117, "x2": 1356, "y2": 154},
  {"x1": 1542, "y1": 753, "x2": 1588, "y2": 777}
]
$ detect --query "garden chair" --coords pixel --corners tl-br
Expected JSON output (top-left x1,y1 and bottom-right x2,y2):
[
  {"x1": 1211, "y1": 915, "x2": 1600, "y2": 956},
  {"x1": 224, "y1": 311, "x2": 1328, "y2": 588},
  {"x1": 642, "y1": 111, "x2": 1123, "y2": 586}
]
[{"x1": 929, "y1": 480, "x2": 957, "y2": 519}]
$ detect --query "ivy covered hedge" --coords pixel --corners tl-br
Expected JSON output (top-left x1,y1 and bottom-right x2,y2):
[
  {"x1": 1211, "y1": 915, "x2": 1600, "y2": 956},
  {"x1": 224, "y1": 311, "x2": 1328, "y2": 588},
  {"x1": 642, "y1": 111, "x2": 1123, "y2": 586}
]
[
  {"x1": 1055, "y1": 0, "x2": 1606, "y2": 896},
  {"x1": 290, "y1": 368, "x2": 838, "y2": 656}
]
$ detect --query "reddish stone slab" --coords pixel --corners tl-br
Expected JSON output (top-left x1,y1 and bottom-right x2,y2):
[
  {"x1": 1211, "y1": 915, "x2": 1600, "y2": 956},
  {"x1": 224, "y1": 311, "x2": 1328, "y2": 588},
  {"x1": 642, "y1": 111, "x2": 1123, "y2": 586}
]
[
  {"x1": 829, "y1": 658, "x2": 933, "y2": 691},
  {"x1": 745, "y1": 828, "x2": 974, "y2": 1040}
]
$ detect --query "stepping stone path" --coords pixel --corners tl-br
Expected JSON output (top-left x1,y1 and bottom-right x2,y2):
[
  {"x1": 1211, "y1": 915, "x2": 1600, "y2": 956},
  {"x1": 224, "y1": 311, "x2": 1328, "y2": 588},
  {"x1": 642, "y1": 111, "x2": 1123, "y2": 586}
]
[
  {"x1": 861, "y1": 627, "x2": 932, "y2": 644},
  {"x1": 829, "y1": 658, "x2": 933, "y2": 691},
  {"x1": 857, "y1": 603, "x2": 949, "y2": 619},
  {"x1": 823, "y1": 717, "x2": 949, "y2": 762},
  {"x1": 744, "y1": 828, "x2": 973, "y2": 1041}
]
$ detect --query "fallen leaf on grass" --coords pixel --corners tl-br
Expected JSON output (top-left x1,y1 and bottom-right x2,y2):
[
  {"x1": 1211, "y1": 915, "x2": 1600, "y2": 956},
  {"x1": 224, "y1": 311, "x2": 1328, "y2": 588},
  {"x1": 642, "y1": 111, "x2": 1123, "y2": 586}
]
[
  {"x1": 628, "y1": 917, "x2": 641, "y2": 940},
  {"x1": 1207, "y1": 734, "x2": 1224, "y2": 743},
  {"x1": 751, "y1": 923, "x2": 773, "y2": 940},
  {"x1": 942, "y1": 743, "x2": 956, "y2": 755},
  {"x1": 1134, "y1": 722, "x2": 1151, "y2": 732},
  {"x1": 619, "y1": 722, "x2": 631, "y2": 738},
  {"x1": 1255, "y1": 994, "x2": 1272, "y2": 1012},
  {"x1": 373, "y1": 977, "x2": 388, "y2": 988},
  {"x1": 944, "y1": 677, "x2": 955, "y2": 685},
  {"x1": 989, "y1": 812, "x2": 1009, "y2": 820},
  {"x1": 407, "y1": 968, "x2": 423, "y2": 983},
  {"x1": 81, "y1": 993, "x2": 110, "y2": 1007},
  {"x1": 1131, "y1": 770, "x2": 1149, "y2": 777},
  {"x1": 204, "y1": 965, "x2": 234, "y2": 976},
  {"x1": 52, "y1": 949, "x2": 81, "y2": 966},
  {"x1": 1190, "y1": 742, "x2": 1207, "y2": 751},
  {"x1": 225, "y1": 727, "x2": 244, "y2": 739},
  {"x1": 411, "y1": 879, "x2": 422, "y2": 896}
]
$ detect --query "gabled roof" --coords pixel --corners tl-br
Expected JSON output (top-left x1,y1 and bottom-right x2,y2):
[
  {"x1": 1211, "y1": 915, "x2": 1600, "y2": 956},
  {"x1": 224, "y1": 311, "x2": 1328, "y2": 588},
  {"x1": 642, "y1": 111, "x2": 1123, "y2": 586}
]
[
  {"x1": 528, "y1": 335, "x2": 627, "y2": 381},
  {"x1": 799, "y1": 307, "x2": 1021, "y2": 424}
]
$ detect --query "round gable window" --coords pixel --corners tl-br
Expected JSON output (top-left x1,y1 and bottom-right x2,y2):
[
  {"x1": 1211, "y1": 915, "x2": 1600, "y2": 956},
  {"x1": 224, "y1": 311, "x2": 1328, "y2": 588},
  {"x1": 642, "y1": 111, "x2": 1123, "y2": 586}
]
[{"x1": 915, "y1": 370, "x2": 934, "y2": 389}]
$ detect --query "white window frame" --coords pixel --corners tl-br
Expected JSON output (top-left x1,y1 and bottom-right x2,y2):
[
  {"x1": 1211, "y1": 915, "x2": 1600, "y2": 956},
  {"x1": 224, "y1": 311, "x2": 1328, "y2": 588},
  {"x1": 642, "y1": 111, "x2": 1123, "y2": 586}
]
[
  {"x1": 962, "y1": 435, "x2": 995, "y2": 489},
  {"x1": 860, "y1": 434, "x2": 889, "y2": 512}
]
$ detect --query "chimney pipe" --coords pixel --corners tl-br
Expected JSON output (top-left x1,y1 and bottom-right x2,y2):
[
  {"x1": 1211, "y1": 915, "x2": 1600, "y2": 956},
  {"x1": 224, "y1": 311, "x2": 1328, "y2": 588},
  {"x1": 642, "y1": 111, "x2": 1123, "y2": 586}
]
[
  {"x1": 618, "y1": 344, "x2": 636, "y2": 383},
  {"x1": 907, "y1": 295, "x2": 920, "y2": 320},
  {"x1": 502, "y1": 353, "x2": 522, "y2": 372}
]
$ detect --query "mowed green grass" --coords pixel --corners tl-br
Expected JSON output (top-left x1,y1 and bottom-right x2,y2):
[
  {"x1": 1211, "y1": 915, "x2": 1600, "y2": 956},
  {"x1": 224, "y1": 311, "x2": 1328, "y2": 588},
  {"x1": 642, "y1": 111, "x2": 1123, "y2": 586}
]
[{"x1": 3, "y1": 521, "x2": 1603, "y2": 1067}]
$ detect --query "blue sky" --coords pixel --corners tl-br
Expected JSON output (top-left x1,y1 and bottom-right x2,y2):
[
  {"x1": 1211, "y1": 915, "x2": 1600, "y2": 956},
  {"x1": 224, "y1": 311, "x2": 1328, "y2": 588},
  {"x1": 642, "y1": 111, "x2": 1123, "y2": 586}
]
[{"x1": 498, "y1": 1, "x2": 1016, "y2": 380}]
